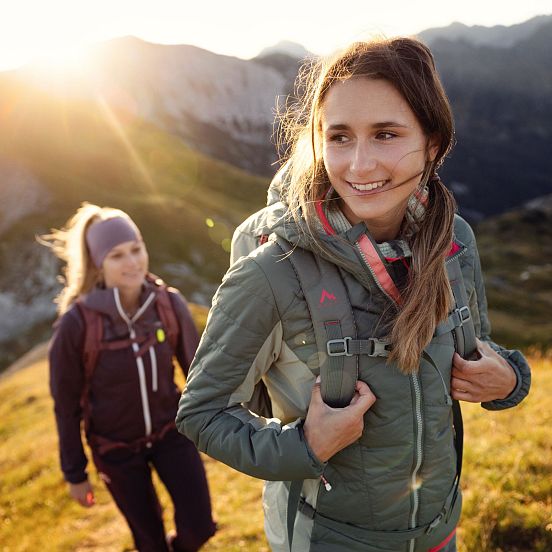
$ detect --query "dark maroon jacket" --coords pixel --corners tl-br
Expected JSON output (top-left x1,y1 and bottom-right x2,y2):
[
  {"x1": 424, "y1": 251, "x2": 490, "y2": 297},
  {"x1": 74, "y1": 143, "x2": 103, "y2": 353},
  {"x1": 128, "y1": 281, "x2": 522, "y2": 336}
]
[{"x1": 49, "y1": 279, "x2": 199, "y2": 483}]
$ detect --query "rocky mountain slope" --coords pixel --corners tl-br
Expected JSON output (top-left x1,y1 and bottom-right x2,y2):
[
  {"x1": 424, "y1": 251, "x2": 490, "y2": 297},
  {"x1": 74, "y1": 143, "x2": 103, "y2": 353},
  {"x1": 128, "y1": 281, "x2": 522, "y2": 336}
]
[{"x1": 4, "y1": 16, "x2": 550, "y2": 219}]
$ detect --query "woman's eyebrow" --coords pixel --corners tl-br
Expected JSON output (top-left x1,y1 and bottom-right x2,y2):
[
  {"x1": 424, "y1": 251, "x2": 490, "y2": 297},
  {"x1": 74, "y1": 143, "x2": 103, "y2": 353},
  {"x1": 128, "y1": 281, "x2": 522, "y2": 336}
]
[{"x1": 324, "y1": 121, "x2": 410, "y2": 131}]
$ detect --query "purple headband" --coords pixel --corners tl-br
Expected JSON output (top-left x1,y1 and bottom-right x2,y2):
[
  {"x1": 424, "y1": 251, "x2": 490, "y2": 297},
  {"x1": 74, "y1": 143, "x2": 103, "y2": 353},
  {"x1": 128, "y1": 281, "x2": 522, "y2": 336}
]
[{"x1": 86, "y1": 216, "x2": 141, "y2": 268}]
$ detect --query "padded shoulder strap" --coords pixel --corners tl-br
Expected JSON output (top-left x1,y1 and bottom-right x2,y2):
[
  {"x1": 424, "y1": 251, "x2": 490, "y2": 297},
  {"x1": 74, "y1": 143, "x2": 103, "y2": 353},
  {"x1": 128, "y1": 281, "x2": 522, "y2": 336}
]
[
  {"x1": 446, "y1": 256, "x2": 477, "y2": 359},
  {"x1": 75, "y1": 302, "x2": 103, "y2": 386},
  {"x1": 75, "y1": 302, "x2": 103, "y2": 436},
  {"x1": 147, "y1": 273, "x2": 180, "y2": 354},
  {"x1": 275, "y1": 239, "x2": 357, "y2": 408}
]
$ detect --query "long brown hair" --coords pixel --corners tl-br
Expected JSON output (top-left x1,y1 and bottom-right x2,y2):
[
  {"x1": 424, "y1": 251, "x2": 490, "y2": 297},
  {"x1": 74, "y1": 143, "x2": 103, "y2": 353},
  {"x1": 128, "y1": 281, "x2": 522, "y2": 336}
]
[
  {"x1": 279, "y1": 38, "x2": 457, "y2": 373},
  {"x1": 40, "y1": 203, "x2": 135, "y2": 315}
]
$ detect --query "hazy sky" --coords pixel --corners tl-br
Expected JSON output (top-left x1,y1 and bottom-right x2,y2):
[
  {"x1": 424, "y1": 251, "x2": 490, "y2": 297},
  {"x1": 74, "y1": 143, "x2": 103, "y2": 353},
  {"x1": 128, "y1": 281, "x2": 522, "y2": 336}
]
[{"x1": 2, "y1": 0, "x2": 551, "y2": 71}]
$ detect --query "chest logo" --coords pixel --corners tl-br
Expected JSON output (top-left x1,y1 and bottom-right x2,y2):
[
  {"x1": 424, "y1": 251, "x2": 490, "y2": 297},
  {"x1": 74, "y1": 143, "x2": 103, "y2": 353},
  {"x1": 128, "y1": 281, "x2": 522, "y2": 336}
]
[{"x1": 319, "y1": 289, "x2": 336, "y2": 304}]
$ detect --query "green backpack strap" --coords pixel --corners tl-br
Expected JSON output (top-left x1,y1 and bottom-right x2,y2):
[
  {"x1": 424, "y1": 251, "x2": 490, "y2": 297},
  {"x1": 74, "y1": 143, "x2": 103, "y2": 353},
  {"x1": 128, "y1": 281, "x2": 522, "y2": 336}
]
[
  {"x1": 276, "y1": 239, "x2": 358, "y2": 408},
  {"x1": 435, "y1": 256, "x2": 477, "y2": 358},
  {"x1": 425, "y1": 253, "x2": 478, "y2": 530},
  {"x1": 275, "y1": 239, "x2": 391, "y2": 551}
]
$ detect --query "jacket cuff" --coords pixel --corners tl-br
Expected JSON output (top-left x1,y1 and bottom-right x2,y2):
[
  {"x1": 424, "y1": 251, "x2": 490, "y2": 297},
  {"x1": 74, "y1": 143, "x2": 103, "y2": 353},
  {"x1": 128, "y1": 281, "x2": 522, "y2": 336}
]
[
  {"x1": 297, "y1": 419, "x2": 327, "y2": 473},
  {"x1": 65, "y1": 471, "x2": 88, "y2": 485},
  {"x1": 481, "y1": 348, "x2": 531, "y2": 411}
]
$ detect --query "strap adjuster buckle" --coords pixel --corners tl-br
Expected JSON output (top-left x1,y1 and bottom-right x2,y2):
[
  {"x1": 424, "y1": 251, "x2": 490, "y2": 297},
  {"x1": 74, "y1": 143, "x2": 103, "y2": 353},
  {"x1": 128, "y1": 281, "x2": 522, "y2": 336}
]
[
  {"x1": 456, "y1": 306, "x2": 471, "y2": 324},
  {"x1": 369, "y1": 338, "x2": 391, "y2": 357},
  {"x1": 326, "y1": 337, "x2": 352, "y2": 357}
]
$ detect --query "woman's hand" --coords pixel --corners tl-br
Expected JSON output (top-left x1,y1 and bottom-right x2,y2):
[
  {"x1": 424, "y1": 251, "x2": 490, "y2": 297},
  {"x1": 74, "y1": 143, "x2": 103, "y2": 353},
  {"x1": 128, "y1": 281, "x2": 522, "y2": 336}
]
[
  {"x1": 69, "y1": 480, "x2": 95, "y2": 508},
  {"x1": 303, "y1": 378, "x2": 376, "y2": 462},
  {"x1": 451, "y1": 338, "x2": 517, "y2": 403}
]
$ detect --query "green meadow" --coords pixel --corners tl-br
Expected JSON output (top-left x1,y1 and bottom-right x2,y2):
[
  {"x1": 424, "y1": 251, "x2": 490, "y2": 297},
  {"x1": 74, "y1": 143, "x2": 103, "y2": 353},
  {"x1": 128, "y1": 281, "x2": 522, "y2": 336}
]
[{"x1": 0, "y1": 341, "x2": 550, "y2": 551}]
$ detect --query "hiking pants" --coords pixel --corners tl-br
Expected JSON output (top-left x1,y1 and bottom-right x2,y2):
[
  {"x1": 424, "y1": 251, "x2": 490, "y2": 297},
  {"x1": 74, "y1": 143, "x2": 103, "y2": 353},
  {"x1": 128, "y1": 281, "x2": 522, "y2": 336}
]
[{"x1": 92, "y1": 429, "x2": 216, "y2": 552}]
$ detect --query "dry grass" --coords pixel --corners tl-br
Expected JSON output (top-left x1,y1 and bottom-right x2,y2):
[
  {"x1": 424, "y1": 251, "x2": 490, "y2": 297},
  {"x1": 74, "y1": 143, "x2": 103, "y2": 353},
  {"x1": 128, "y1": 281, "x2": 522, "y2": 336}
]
[{"x1": 0, "y1": 351, "x2": 550, "y2": 551}]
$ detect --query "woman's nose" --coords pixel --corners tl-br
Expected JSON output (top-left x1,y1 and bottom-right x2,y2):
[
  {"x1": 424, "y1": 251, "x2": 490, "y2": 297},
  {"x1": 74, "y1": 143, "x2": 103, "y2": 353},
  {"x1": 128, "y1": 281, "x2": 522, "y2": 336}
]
[
  {"x1": 349, "y1": 142, "x2": 377, "y2": 176},
  {"x1": 125, "y1": 254, "x2": 139, "y2": 267}
]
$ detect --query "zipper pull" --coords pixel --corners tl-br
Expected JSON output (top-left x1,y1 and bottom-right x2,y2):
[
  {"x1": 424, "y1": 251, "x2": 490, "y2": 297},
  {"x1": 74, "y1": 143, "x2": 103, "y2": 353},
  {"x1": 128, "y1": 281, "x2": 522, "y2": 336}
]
[{"x1": 320, "y1": 475, "x2": 332, "y2": 491}]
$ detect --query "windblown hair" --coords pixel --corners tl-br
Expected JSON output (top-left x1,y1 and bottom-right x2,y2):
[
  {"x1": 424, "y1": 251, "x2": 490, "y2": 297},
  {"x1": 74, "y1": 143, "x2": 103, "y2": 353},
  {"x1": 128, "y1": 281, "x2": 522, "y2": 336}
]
[
  {"x1": 278, "y1": 37, "x2": 457, "y2": 373},
  {"x1": 41, "y1": 203, "x2": 133, "y2": 315}
]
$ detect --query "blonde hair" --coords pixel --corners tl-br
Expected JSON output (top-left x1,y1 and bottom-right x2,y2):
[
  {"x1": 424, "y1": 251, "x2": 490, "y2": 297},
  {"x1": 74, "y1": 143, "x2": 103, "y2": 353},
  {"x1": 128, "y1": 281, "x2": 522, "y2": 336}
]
[
  {"x1": 278, "y1": 38, "x2": 457, "y2": 373},
  {"x1": 41, "y1": 203, "x2": 135, "y2": 315}
]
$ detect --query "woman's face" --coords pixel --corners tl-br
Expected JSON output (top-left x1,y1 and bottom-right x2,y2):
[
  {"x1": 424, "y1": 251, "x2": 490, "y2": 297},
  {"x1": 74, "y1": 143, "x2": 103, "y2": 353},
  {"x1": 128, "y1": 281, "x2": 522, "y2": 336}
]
[
  {"x1": 320, "y1": 77, "x2": 437, "y2": 240},
  {"x1": 101, "y1": 240, "x2": 148, "y2": 292}
]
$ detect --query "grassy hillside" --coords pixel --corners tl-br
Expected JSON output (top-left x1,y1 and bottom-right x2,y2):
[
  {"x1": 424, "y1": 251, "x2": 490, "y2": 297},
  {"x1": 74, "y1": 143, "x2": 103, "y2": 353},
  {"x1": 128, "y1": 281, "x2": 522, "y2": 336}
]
[
  {"x1": 0, "y1": 346, "x2": 550, "y2": 551},
  {"x1": 475, "y1": 202, "x2": 552, "y2": 350}
]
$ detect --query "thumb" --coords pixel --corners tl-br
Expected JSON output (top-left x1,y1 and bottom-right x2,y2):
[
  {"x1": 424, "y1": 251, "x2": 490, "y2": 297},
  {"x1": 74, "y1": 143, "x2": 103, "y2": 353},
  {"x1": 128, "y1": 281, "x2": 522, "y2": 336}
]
[
  {"x1": 309, "y1": 376, "x2": 324, "y2": 406},
  {"x1": 349, "y1": 381, "x2": 376, "y2": 413}
]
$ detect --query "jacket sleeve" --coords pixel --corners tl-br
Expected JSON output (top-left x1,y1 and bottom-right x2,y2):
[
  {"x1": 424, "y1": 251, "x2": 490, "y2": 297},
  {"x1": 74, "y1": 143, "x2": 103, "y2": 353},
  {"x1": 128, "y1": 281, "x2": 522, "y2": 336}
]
[
  {"x1": 48, "y1": 308, "x2": 89, "y2": 484},
  {"x1": 169, "y1": 290, "x2": 200, "y2": 377},
  {"x1": 175, "y1": 255, "x2": 325, "y2": 481},
  {"x1": 467, "y1": 228, "x2": 531, "y2": 411}
]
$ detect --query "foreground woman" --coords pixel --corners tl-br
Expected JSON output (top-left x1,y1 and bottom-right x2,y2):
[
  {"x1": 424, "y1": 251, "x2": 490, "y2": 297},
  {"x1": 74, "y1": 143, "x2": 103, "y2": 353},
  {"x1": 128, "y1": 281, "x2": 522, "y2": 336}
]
[{"x1": 177, "y1": 38, "x2": 530, "y2": 552}]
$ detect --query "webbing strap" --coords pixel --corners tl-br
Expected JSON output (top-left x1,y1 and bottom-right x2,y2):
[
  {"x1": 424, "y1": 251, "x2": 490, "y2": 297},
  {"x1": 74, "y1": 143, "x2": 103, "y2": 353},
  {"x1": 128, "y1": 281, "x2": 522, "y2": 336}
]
[
  {"x1": 434, "y1": 306, "x2": 473, "y2": 338},
  {"x1": 286, "y1": 480, "x2": 303, "y2": 551},
  {"x1": 326, "y1": 336, "x2": 391, "y2": 357},
  {"x1": 276, "y1": 239, "x2": 358, "y2": 409},
  {"x1": 446, "y1": 258, "x2": 477, "y2": 359},
  {"x1": 449, "y1": 398, "x2": 463, "y2": 521}
]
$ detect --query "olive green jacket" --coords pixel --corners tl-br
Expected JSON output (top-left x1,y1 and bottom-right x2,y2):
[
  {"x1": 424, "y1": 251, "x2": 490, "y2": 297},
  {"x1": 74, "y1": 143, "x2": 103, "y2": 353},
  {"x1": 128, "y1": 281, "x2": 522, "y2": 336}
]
[{"x1": 177, "y1": 202, "x2": 530, "y2": 551}]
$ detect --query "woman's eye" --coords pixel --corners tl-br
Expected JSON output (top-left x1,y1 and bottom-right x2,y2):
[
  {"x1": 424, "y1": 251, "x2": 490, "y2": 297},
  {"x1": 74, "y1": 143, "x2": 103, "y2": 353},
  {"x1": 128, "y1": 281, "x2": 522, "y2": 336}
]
[
  {"x1": 109, "y1": 253, "x2": 123, "y2": 260},
  {"x1": 376, "y1": 131, "x2": 396, "y2": 141},
  {"x1": 328, "y1": 134, "x2": 349, "y2": 144}
]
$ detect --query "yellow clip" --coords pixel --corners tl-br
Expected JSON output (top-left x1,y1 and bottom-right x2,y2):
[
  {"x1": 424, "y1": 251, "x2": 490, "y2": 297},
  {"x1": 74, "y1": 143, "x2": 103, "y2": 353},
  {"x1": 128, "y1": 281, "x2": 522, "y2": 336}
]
[{"x1": 156, "y1": 328, "x2": 166, "y2": 343}]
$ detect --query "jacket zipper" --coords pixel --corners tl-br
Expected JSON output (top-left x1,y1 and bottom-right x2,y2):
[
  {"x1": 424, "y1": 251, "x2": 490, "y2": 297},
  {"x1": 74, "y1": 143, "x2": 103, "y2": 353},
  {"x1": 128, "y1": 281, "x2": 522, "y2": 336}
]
[
  {"x1": 409, "y1": 372, "x2": 424, "y2": 552},
  {"x1": 150, "y1": 347, "x2": 158, "y2": 392},
  {"x1": 114, "y1": 288, "x2": 156, "y2": 436}
]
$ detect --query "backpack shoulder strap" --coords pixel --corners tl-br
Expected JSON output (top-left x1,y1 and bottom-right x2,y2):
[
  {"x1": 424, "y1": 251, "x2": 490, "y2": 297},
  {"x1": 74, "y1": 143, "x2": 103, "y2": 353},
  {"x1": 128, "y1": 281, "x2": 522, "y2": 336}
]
[
  {"x1": 275, "y1": 239, "x2": 358, "y2": 409},
  {"x1": 443, "y1": 255, "x2": 478, "y2": 359},
  {"x1": 74, "y1": 301, "x2": 103, "y2": 435},
  {"x1": 148, "y1": 274, "x2": 180, "y2": 354},
  {"x1": 75, "y1": 301, "x2": 103, "y2": 386}
]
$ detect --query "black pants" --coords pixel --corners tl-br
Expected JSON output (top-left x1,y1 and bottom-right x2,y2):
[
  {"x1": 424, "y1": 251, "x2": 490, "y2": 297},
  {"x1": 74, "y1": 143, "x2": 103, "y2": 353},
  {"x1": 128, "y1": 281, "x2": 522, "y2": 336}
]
[{"x1": 93, "y1": 429, "x2": 216, "y2": 552}]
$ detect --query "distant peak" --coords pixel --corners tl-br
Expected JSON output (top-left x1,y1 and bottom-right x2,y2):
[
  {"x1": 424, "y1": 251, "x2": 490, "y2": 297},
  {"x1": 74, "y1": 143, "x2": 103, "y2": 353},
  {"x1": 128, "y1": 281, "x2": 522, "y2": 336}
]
[{"x1": 256, "y1": 40, "x2": 310, "y2": 60}]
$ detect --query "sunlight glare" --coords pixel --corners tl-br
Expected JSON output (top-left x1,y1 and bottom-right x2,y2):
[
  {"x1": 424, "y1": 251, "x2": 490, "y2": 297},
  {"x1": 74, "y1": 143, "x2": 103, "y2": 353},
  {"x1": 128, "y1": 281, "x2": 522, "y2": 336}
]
[{"x1": 31, "y1": 43, "x2": 92, "y2": 75}]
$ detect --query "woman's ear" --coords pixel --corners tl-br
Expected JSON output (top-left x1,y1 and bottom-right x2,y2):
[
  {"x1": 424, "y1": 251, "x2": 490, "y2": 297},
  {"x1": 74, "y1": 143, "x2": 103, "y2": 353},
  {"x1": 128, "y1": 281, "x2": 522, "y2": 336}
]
[{"x1": 427, "y1": 135, "x2": 440, "y2": 162}]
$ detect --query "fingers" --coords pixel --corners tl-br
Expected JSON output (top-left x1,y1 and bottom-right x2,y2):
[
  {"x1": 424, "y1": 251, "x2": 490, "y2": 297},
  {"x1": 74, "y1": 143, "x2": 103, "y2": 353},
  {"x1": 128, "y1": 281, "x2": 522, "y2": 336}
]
[
  {"x1": 69, "y1": 481, "x2": 95, "y2": 508},
  {"x1": 451, "y1": 387, "x2": 478, "y2": 403}
]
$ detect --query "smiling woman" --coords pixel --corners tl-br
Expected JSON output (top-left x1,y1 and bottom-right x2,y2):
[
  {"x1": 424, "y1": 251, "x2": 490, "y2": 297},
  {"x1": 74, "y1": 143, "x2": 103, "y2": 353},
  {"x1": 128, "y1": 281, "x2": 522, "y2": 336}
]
[{"x1": 41, "y1": 203, "x2": 217, "y2": 551}]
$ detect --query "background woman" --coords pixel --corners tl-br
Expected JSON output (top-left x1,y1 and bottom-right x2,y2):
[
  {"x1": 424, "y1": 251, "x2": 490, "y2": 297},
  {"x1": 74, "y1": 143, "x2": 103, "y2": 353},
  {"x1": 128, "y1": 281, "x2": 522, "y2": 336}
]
[
  {"x1": 46, "y1": 203, "x2": 216, "y2": 552},
  {"x1": 176, "y1": 38, "x2": 530, "y2": 552}
]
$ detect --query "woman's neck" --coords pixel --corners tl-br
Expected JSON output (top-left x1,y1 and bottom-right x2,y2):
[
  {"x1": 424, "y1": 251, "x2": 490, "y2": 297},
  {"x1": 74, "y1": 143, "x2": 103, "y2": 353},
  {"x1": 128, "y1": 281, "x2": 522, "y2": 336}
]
[
  {"x1": 118, "y1": 287, "x2": 141, "y2": 316},
  {"x1": 365, "y1": 219, "x2": 403, "y2": 243}
]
